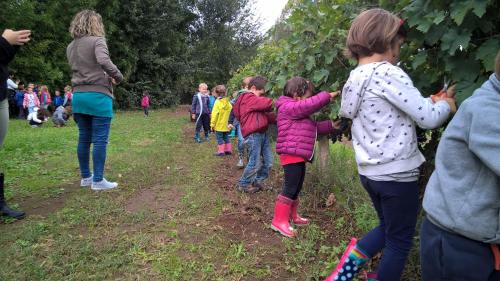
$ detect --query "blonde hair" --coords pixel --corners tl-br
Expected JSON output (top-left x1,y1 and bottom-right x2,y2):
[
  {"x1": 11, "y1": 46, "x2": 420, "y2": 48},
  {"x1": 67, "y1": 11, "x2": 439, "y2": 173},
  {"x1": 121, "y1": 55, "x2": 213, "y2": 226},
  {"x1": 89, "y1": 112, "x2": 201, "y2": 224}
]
[
  {"x1": 69, "y1": 10, "x2": 105, "y2": 39},
  {"x1": 64, "y1": 85, "x2": 72, "y2": 92},
  {"x1": 199, "y1": 83, "x2": 208, "y2": 89},
  {"x1": 345, "y1": 8, "x2": 404, "y2": 60},
  {"x1": 495, "y1": 50, "x2": 500, "y2": 80}
]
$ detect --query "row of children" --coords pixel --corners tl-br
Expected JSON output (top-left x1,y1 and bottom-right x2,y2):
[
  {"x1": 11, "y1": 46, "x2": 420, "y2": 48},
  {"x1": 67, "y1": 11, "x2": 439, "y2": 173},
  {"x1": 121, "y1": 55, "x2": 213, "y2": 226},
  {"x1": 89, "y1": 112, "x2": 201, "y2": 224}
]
[{"x1": 195, "y1": 8, "x2": 499, "y2": 281}]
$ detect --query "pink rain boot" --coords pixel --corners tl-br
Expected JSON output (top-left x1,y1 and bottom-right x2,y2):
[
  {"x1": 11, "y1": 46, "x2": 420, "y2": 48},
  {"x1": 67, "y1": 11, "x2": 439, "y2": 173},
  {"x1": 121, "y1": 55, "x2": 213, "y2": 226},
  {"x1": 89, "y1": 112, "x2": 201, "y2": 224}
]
[
  {"x1": 271, "y1": 195, "x2": 296, "y2": 238},
  {"x1": 224, "y1": 142, "x2": 232, "y2": 155},
  {"x1": 215, "y1": 144, "x2": 225, "y2": 156},
  {"x1": 291, "y1": 198, "x2": 310, "y2": 225}
]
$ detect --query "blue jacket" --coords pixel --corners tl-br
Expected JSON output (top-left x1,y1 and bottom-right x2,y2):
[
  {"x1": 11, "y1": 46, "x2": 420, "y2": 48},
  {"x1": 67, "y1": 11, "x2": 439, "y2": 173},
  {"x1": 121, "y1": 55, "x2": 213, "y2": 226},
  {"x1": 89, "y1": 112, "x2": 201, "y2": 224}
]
[
  {"x1": 191, "y1": 92, "x2": 210, "y2": 115},
  {"x1": 208, "y1": 95, "x2": 216, "y2": 112},
  {"x1": 53, "y1": 96, "x2": 64, "y2": 107},
  {"x1": 14, "y1": 90, "x2": 24, "y2": 107},
  {"x1": 423, "y1": 73, "x2": 500, "y2": 244}
]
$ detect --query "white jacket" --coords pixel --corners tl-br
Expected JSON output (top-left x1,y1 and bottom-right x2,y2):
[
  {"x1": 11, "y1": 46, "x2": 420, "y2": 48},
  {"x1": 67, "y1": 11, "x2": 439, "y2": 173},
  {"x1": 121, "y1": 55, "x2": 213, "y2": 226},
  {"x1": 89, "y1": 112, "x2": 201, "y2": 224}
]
[{"x1": 340, "y1": 62, "x2": 451, "y2": 176}]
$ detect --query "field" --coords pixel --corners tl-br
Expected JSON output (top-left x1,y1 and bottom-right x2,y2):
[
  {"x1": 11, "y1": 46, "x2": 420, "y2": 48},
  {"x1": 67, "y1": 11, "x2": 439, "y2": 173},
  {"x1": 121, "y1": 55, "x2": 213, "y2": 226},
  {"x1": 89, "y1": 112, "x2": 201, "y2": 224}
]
[{"x1": 0, "y1": 106, "x2": 422, "y2": 281}]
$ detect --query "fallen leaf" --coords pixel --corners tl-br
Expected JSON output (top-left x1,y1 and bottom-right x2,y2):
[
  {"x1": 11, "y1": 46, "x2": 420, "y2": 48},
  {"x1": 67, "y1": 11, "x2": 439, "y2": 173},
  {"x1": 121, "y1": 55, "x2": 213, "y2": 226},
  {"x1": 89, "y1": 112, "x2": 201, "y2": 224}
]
[{"x1": 326, "y1": 193, "x2": 336, "y2": 207}]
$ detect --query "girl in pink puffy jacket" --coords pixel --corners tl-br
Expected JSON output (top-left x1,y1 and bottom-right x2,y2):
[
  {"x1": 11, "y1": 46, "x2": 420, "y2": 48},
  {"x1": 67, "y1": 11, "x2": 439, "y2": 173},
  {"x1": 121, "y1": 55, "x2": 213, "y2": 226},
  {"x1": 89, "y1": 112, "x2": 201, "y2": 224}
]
[{"x1": 271, "y1": 77, "x2": 339, "y2": 238}]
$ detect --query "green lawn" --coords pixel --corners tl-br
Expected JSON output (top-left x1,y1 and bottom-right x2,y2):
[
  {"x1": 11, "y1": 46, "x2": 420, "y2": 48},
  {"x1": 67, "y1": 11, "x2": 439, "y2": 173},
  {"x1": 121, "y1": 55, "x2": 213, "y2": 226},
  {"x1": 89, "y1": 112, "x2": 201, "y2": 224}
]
[{"x1": 0, "y1": 108, "x2": 419, "y2": 281}]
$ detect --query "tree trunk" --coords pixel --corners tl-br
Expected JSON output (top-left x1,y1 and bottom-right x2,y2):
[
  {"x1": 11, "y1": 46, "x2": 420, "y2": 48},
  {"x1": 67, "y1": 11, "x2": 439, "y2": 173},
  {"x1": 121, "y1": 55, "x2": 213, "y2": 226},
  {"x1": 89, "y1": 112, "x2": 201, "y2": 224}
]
[{"x1": 317, "y1": 135, "x2": 331, "y2": 176}]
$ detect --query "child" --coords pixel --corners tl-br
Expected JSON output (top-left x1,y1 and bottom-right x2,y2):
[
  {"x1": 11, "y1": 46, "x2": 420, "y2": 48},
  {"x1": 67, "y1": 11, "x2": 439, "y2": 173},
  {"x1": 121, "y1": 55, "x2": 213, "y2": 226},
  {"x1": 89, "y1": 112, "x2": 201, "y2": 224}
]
[
  {"x1": 324, "y1": 9, "x2": 456, "y2": 281},
  {"x1": 52, "y1": 106, "x2": 72, "y2": 127},
  {"x1": 141, "y1": 91, "x2": 150, "y2": 117},
  {"x1": 233, "y1": 76, "x2": 276, "y2": 193},
  {"x1": 208, "y1": 88, "x2": 217, "y2": 114},
  {"x1": 53, "y1": 90, "x2": 64, "y2": 108},
  {"x1": 63, "y1": 85, "x2": 72, "y2": 106},
  {"x1": 419, "y1": 52, "x2": 500, "y2": 281},
  {"x1": 210, "y1": 85, "x2": 233, "y2": 156},
  {"x1": 39, "y1": 85, "x2": 52, "y2": 109},
  {"x1": 191, "y1": 83, "x2": 211, "y2": 143},
  {"x1": 14, "y1": 84, "x2": 25, "y2": 119},
  {"x1": 272, "y1": 77, "x2": 339, "y2": 238},
  {"x1": 229, "y1": 76, "x2": 253, "y2": 168},
  {"x1": 27, "y1": 107, "x2": 50, "y2": 128},
  {"x1": 23, "y1": 84, "x2": 40, "y2": 114}
]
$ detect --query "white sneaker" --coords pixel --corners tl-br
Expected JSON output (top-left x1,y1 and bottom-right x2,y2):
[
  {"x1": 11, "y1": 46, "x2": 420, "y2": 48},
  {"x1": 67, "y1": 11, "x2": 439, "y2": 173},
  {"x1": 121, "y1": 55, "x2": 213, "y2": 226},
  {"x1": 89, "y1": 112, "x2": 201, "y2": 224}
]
[
  {"x1": 91, "y1": 178, "x2": 118, "y2": 191},
  {"x1": 80, "y1": 175, "x2": 93, "y2": 187}
]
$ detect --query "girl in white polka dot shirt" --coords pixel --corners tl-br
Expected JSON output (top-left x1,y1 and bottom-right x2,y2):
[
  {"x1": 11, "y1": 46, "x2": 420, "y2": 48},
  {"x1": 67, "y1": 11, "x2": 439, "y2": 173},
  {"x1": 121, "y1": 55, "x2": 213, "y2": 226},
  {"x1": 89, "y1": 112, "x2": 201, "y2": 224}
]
[{"x1": 325, "y1": 8, "x2": 456, "y2": 281}]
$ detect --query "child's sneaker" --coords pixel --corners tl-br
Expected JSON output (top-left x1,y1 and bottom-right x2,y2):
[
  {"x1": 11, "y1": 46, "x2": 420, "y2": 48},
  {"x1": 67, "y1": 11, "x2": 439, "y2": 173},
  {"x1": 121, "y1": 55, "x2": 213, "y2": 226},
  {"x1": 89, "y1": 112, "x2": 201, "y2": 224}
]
[
  {"x1": 80, "y1": 175, "x2": 93, "y2": 187},
  {"x1": 253, "y1": 181, "x2": 273, "y2": 191},
  {"x1": 236, "y1": 156, "x2": 244, "y2": 168},
  {"x1": 237, "y1": 185, "x2": 260, "y2": 193},
  {"x1": 91, "y1": 179, "x2": 118, "y2": 191}
]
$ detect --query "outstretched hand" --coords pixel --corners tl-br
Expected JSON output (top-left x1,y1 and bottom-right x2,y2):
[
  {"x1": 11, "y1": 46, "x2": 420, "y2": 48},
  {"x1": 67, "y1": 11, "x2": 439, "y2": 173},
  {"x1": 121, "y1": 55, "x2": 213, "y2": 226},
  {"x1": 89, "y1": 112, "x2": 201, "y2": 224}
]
[
  {"x1": 329, "y1": 91, "x2": 340, "y2": 101},
  {"x1": 2, "y1": 29, "x2": 31, "y2": 46}
]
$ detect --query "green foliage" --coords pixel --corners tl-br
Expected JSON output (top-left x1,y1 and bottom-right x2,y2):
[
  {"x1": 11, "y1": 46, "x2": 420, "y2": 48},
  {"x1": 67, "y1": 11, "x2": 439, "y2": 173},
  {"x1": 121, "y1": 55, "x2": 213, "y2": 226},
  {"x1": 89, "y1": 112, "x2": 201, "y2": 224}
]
[
  {"x1": 398, "y1": 0, "x2": 499, "y2": 104},
  {"x1": 1, "y1": 0, "x2": 261, "y2": 108}
]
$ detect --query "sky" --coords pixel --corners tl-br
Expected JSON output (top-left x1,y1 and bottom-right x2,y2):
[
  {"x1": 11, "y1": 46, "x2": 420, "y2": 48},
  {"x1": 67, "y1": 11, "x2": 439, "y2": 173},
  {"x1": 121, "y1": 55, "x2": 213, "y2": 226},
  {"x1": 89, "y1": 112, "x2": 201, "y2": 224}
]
[{"x1": 253, "y1": 0, "x2": 288, "y2": 34}]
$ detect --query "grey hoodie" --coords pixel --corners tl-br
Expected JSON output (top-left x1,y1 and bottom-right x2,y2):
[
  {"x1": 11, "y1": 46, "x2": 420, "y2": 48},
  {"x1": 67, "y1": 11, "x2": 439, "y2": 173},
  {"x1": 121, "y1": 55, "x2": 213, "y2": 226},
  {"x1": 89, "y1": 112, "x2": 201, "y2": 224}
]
[
  {"x1": 423, "y1": 73, "x2": 500, "y2": 244},
  {"x1": 340, "y1": 62, "x2": 451, "y2": 176}
]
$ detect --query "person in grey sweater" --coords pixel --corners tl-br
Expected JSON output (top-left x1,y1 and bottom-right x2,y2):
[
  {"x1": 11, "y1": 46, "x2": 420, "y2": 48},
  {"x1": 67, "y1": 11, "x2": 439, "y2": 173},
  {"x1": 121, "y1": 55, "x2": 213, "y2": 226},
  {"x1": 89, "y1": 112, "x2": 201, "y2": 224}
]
[
  {"x1": 420, "y1": 51, "x2": 500, "y2": 281},
  {"x1": 67, "y1": 10, "x2": 123, "y2": 191}
]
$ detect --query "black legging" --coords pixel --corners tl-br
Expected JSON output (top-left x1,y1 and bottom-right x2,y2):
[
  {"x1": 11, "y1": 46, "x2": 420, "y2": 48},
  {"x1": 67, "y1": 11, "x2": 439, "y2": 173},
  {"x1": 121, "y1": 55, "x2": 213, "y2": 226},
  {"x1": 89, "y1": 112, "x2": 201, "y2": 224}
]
[{"x1": 281, "y1": 162, "x2": 306, "y2": 200}]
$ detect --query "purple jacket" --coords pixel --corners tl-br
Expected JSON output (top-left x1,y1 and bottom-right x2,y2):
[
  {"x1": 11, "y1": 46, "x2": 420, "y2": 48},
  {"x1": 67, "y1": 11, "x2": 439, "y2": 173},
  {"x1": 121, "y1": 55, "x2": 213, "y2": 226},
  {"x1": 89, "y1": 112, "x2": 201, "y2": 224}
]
[{"x1": 276, "y1": 91, "x2": 334, "y2": 161}]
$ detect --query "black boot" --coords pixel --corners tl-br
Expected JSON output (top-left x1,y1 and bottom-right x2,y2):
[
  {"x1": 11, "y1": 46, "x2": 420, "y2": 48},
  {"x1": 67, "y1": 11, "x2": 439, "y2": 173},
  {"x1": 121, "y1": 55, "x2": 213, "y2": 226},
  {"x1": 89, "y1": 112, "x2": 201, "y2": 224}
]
[{"x1": 0, "y1": 173, "x2": 25, "y2": 220}]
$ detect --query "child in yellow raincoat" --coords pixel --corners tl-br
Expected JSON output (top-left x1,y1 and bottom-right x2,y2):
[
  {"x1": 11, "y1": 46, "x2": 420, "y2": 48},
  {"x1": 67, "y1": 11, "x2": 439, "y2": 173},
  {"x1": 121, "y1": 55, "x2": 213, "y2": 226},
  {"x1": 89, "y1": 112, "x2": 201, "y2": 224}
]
[{"x1": 210, "y1": 85, "x2": 233, "y2": 156}]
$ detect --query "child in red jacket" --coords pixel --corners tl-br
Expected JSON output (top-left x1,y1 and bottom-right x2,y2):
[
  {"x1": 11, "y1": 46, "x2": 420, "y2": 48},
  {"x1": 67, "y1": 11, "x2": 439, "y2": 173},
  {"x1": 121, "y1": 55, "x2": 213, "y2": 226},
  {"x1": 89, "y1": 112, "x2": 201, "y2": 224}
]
[{"x1": 233, "y1": 76, "x2": 276, "y2": 193}]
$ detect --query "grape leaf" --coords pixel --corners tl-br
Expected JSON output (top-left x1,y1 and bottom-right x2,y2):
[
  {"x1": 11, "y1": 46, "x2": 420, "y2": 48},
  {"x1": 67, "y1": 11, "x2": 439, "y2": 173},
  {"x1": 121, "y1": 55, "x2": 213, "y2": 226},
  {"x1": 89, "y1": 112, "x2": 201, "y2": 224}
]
[
  {"x1": 440, "y1": 29, "x2": 471, "y2": 55},
  {"x1": 475, "y1": 38, "x2": 500, "y2": 71}
]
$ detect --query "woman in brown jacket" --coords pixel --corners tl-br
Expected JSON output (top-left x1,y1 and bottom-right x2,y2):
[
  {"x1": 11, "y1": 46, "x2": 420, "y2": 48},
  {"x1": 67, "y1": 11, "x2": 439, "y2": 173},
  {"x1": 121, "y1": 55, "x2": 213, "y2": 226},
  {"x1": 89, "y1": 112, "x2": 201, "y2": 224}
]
[{"x1": 67, "y1": 10, "x2": 123, "y2": 191}]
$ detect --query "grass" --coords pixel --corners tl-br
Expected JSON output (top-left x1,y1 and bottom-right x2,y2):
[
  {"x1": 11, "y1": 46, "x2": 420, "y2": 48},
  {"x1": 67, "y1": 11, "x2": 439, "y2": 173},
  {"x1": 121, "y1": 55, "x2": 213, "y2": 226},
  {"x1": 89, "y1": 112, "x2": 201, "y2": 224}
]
[{"x1": 0, "y1": 108, "x2": 420, "y2": 280}]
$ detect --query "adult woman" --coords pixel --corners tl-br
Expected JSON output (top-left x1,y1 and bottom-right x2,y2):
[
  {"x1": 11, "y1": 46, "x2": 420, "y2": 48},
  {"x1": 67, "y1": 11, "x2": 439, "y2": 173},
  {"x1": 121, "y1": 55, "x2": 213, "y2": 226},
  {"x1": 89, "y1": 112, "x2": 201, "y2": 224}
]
[
  {"x1": 1, "y1": 28, "x2": 31, "y2": 219},
  {"x1": 67, "y1": 10, "x2": 123, "y2": 191}
]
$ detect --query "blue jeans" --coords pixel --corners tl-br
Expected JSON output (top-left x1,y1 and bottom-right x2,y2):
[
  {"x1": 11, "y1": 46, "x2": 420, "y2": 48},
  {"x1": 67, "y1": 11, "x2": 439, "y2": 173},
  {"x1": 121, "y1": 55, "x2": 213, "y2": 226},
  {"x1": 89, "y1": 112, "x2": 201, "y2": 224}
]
[
  {"x1": 215, "y1": 131, "x2": 230, "y2": 145},
  {"x1": 239, "y1": 132, "x2": 273, "y2": 186},
  {"x1": 357, "y1": 175, "x2": 419, "y2": 281},
  {"x1": 420, "y1": 217, "x2": 500, "y2": 281},
  {"x1": 74, "y1": 113, "x2": 112, "y2": 182},
  {"x1": 234, "y1": 122, "x2": 244, "y2": 154}
]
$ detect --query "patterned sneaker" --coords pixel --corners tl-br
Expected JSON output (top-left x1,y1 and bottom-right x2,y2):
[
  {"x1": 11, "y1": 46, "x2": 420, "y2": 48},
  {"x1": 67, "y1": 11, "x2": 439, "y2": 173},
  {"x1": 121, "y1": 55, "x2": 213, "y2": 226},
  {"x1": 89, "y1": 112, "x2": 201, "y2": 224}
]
[
  {"x1": 91, "y1": 179, "x2": 119, "y2": 191},
  {"x1": 80, "y1": 175, "x2": 93, "y2": 187}
]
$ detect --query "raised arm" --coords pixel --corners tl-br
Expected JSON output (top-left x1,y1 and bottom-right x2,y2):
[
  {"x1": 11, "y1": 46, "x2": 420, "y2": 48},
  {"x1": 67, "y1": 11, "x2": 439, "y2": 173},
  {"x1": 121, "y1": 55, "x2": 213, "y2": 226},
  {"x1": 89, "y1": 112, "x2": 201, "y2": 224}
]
[{"x1": 280, "y1": 92, "x2": 331, "y2": 120}]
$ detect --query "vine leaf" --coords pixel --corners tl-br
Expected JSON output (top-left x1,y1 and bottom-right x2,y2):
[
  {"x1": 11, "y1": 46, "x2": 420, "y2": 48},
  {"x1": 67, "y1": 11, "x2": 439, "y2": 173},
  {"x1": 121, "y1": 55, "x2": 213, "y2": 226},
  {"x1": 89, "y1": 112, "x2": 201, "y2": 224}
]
[
  {"x1": 440, "y1": 29, "x2": 471, "y2": 55},
  {"x1": 475, "y1": 37, "x2": 500, "y2": 71}
]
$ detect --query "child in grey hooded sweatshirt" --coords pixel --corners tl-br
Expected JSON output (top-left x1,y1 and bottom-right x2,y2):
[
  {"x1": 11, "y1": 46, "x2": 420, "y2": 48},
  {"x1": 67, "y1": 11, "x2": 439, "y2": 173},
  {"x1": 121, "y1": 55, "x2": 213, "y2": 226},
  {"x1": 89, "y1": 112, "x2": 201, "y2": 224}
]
[
  {"x1": 324, "y1": 9, "x2": 456, "y2": 281},
  {"x1": 420, "y1": 51, "x2": 500, "y2": 281}
]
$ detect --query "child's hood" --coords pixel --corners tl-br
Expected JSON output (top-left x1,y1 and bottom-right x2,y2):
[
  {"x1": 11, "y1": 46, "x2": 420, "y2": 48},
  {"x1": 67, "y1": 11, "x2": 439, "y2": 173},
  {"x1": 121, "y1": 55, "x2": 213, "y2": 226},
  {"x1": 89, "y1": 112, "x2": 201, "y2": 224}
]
[
  {"x1": 275, "y1": 95, "x2": 295, "y2": 110},
  {"x1": 340, "y1": 62, "x2": 387, "y2": 119},
  {"x1": 217, "y1": 97, "x2": 231, "y2": 110}
]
